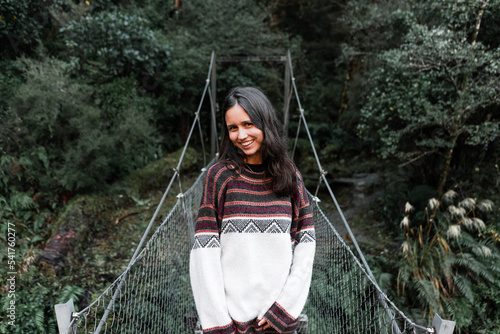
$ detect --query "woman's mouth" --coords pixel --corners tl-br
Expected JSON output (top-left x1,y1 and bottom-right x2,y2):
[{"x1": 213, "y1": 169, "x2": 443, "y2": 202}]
[{"x1": 240, "y1": 140, "x2": 254, "y2": 148}]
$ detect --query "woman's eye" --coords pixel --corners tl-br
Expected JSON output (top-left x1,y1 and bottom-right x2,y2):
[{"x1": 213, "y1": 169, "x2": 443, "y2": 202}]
[{"x1": 245, "y1": 123, "x2": 253, "y2": 127}]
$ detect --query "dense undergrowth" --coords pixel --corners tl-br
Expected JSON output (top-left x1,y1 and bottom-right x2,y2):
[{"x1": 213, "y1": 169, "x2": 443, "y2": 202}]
[{"x1": 1, "y1": 146, "x2": 202, "y2": 333}]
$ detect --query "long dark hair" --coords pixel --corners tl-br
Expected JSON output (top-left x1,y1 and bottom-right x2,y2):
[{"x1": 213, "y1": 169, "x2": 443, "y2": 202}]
[{"x1": 219, "y1": 86, "x2": 296, "y2": 196}]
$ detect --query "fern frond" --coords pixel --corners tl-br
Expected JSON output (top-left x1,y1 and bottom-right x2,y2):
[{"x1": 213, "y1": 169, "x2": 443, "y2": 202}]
[
  {"x1": 486, "y1": 253, "x2": 500, "y2": 274},
  {"x1": 453, "y1": 275, "x2": 474, "y2": 303},
  {"x1": 414, "y1": 278, "x2": 440, "y2": 310},
  {"x1": 9, "y1": 191, "x2": 36, "y2": 211},
  {"x1": 35, "y1": 309, "x2": 45, "y2": 334},
  {"x1": 453, "y1": 253, "x2": 494, "y2": 282},
  {"x1": 440, "y1": 251, "x2": 455, "y2": 278},
  {"x1": 472, "y1": 244, "x2": 492, "y2": 258},
  {"x1": 58, "y1": 285, "x2": 84, "y2": 304},
  {"x1": 455, "y1": 231, "x2": 481, "y2": 250}
]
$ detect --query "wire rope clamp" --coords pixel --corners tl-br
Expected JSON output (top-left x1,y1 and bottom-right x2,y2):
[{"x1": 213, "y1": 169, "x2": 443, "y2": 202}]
[
  {"x1": 177, "y1": 193, "x2": 184, "y2": 199},
  {"x1": 312, "y1": 196, "x2": 321, "y2": 203}
]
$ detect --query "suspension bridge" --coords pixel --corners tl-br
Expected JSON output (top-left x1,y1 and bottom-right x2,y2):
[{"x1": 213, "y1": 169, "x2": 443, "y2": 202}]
[{"x1": 55, "y1": 51, "x2": 454, "y2": 334}]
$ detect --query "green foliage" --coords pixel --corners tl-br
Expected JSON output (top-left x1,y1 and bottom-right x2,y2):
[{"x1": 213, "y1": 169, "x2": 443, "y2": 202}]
[
  {"x1": 398, "y1": 190, "x2": 500, "y2": 329},
  {"x1": 359, "y1": 23, "x2": 500, "y2": 157},
  {"x1": 467, "y1": 274, "x2": 500, "y2": 333},
  {"x1": 0, "y1": 0, "x2": 60, "y2": 57},
  {"x1": 58, "y1": 285, "x2": 85, "y2": 304},
  {"x1": 1, "y1": 146, "x2": 200, "y2": 334},
  {"x1": 264, "y1": 0, "x2": 363, "y2": 170},
  {"x1": 1, "y1": 57, "x2": 159, "y2": 194},
  {"x1": 0, "y1": 60, "x2": 23, "y2": 109},
  {"x1": 340, "y1": 1, "x2": 414, "y2": 54},
  {"x1": 0, "y1": 246, "x2": 86, "y2": 334},
  {"x1": 351, "y1": 1, "x2": 500, "y2": 194},
  {"x1": 60, "y1": 11, "x2": 169, "y2": 79}
]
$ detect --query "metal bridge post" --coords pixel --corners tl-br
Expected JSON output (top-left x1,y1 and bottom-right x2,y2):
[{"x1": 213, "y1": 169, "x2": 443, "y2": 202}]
[
  {"x1": 55, "y1": 299, "x2": 76, "y2": 334},
  {"x1": 431, "y1": 314, "x2": 456, "y2": 334},
  {"x1": 210, "y1": 51, "x2": 217, "y2": 159},
  {"x1": 283, "y1": 50, "x2": 292, "y2": 142}
]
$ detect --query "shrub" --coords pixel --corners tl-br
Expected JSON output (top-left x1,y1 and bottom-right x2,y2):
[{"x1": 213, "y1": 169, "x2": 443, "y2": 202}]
[
  {"x1": 398, "y1": 190, "x2": 500, "y2": 329},
  {"x1": 1, "y1": 57, "x2": 159, "y2": 196},
  {"x1": 60, "y1": 11, "x2": 169, "y2": 79},
  {"x1": 0, "y1": 0, "x2": 58, "y2": 57}
]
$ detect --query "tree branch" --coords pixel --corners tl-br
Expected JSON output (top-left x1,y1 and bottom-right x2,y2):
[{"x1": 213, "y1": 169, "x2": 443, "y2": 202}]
[
  {"x1": 115, "y1": 208, "x2": 149, "y2": 224},
  {"x1": 399, "y1": 150, "x2": 437, "y2": 167}
]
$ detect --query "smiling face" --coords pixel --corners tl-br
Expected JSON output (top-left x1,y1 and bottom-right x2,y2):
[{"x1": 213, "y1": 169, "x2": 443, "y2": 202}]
[{"x1": 225, "y1": 103, "x2": 264, "y2": 164}]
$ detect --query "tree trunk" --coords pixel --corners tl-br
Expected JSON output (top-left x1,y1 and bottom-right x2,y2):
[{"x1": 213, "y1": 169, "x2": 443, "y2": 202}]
[
  {"x1": 436, "y1": 134, "x2": 459, "y2": 196},
  {"x1": 438, "y1": 2, "x2": 489, "y2": 196},
  {"x1": 471, "y1": 0, "x2": 488, "y2": 47}
]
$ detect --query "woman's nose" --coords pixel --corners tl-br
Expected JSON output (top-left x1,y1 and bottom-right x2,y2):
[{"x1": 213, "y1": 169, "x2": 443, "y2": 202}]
[{"x1": 238, "y1": 128, "x2": 248, "y2": 140}]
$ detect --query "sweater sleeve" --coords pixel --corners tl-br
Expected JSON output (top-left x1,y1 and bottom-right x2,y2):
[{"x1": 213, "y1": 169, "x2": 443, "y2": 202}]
[
  {"x1": 262, "y1": 170, "x2": 316, "y2": 333},
  {"x1": 190, "y1": 164, "x2": 235, "y2": 334}
]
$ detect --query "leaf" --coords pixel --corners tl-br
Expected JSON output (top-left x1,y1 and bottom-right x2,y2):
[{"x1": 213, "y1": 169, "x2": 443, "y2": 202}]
[
  {"x1": 30, "y1": 235, "x2": 44, "y2": 244},
  {"x1": 35, "y1": 309, "x2": 45, "y2": 334},
  {"x1": 58, "y1": 285, "x2": 85, "y2": 305},
  {"x1": 453, "y1": 275, "x2": 474, "y2": 304}
]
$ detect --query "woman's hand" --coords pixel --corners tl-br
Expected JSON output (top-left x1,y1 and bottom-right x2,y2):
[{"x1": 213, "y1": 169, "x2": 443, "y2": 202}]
[{"x1": 258, "y1": 318, "x2": 270, "y2": 330}]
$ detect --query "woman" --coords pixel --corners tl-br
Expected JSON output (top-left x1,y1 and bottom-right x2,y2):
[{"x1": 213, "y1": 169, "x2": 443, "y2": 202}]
[{"x1": 190, "y1": 86, "x2": 315, "y2": 334}]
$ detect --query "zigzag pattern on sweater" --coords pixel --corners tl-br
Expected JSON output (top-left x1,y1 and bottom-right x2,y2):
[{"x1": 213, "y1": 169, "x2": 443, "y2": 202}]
[
  {"x1": 221, "y1": 218, "x2": 292, "y2": 234},
  {"x1": 192, "y1": 234, "x2": 221, "y2": 249},
  {"x1": 295, "y1": 229, "x2": 316, "y2": 244}
]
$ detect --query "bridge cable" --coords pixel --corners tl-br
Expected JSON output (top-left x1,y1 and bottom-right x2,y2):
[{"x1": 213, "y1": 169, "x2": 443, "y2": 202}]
[
  {"x1": 90, "y1": 51, "x2": 217, "y2": 334},
  {"x1": 285, "y1": 49, "x2": 429, "y2": 333}
]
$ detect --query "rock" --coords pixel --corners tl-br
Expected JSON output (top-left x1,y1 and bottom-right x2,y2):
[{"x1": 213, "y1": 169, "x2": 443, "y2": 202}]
[{"x1": 38, "y1": 229, "x2": 77, "y2": 268}]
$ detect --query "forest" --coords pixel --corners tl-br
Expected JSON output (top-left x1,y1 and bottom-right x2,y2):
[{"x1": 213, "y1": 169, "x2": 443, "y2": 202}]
[{"x1": 0, "y1": 0, "x2": 499, "y2": 333}]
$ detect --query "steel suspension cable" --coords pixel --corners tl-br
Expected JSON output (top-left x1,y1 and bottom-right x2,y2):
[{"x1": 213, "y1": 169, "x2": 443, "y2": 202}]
[
  {"x1": 77, "y1": 51, "x2": 218, "y2": 334},
  {"x1": 207, "y1": 81, "x2": 219, "y2": 156},
  {"x1": 285, "y1": 50, "x2": 428, "y2": 334},
  {"x1": 197, "y1": 113, "x2": 207, "y2": 167},
  {"x1": 286, "y1": 49, "x2": 365, "y2": 275}
]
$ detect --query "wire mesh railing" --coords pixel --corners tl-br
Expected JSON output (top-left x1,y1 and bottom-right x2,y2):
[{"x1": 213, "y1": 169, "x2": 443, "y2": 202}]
[
  {"x1": 305, "y1": 196, "x2": 416, "y2": 334},
  {"x1": 64, "y1": 167, "x2": 421, "y2": 333},
  {"x1": 65, "y1": 167, "x2": 206, "y2": 334}
]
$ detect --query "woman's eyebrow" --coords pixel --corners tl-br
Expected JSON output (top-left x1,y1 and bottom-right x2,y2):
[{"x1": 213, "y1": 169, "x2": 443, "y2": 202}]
[{"x1": 227, "y1": 119, "x2": 252, "y2": 126}]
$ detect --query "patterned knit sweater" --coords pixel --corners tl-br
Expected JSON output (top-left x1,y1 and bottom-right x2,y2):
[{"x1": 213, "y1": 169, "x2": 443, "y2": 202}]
[{"x1": 190, "y1": 161, "x2": 316, "y2": 334}]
